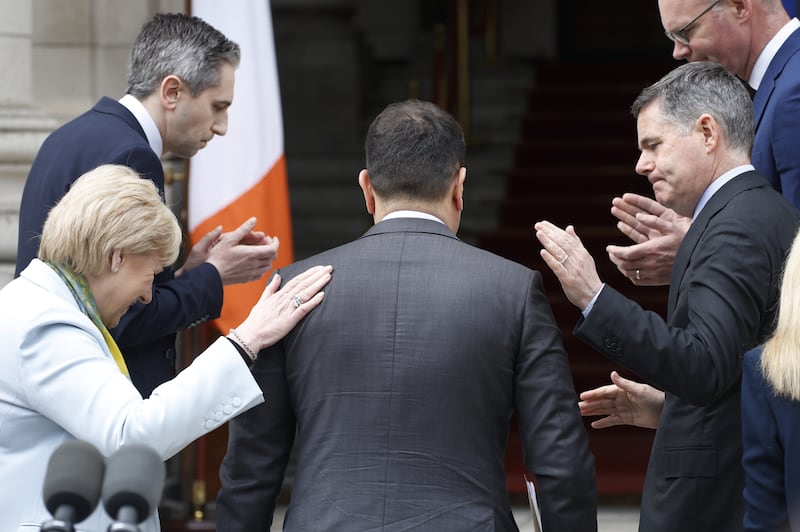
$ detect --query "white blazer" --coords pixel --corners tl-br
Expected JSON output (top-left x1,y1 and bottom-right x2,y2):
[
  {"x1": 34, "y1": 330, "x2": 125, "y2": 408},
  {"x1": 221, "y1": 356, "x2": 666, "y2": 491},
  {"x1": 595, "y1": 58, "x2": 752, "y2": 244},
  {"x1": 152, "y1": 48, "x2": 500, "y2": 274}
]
[{"x1": 0, "y1": 260, "x2": 264, "y2": 531}]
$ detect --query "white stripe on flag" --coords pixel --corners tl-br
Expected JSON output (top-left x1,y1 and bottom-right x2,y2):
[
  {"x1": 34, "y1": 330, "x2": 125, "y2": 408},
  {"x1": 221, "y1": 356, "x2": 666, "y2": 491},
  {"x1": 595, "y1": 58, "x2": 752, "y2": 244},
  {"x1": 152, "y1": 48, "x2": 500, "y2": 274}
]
[{"x1": 188, "y1": 0, "x2": 284, "y2": 233}]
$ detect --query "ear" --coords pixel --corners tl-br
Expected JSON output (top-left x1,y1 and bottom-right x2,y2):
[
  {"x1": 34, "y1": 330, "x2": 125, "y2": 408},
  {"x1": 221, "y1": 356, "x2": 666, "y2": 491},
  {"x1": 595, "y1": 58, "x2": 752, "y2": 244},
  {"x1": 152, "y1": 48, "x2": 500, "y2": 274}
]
[
  {"x1": 358, "y1": 169, "x2": 375, "y2": 214},
  {"x1": 452, "y1": 166, "x2": 466, "y2": 213},
  {"x1": 160, "y1": 75, "x2": 183, "y2": 110},
  {"x1": 730, "y1": 0, "x2": 751, "y2": 22},
  {"x1": 110, "y1": 249, "x2": 124, "y2": 274},
  {"x1": 696, "y1": 113, "x2": 719, "y2": 153}
]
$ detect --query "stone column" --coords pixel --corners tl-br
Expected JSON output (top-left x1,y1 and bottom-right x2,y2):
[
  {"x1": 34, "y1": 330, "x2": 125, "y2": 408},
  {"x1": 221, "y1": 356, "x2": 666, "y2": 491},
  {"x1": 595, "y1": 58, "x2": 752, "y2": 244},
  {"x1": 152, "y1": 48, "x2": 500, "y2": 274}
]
[{"x1": 0, "y1": 0, "x2": 57, "y2": 285}]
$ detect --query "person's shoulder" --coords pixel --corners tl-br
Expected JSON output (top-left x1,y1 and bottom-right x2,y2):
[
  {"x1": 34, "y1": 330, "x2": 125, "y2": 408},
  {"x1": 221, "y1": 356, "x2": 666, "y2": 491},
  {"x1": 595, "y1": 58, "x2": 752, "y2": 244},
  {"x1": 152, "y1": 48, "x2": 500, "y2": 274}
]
[
  {"x1": 2, "y1": 264, "x2": 86, "y2": 331},
  {"x1": 724, "y1": 175, "x2": 797, "y2": 218},
  {"x1": 277, "y1": 234, "x2": 537, "y2": 284},
  {"x1": 743, "y1": 346, "x2": 762, "y2": 368},
  {"x1": 460, "y1": 241, "x2": 537, "y2": 276},
  {"x1": 275, "y1": 242, "x2": 353, "y2": 280}
]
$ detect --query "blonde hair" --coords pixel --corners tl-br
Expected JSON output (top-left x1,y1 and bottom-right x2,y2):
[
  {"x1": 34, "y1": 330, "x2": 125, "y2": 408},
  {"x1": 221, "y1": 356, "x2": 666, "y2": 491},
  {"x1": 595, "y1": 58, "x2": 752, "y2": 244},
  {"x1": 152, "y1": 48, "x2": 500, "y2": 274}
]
[
  {"x1": 761, "y1": 228, "x2": 800, "y2": 399},
  {"x1": 39, "y1": 164, "x2": 182, "y2": 276}
]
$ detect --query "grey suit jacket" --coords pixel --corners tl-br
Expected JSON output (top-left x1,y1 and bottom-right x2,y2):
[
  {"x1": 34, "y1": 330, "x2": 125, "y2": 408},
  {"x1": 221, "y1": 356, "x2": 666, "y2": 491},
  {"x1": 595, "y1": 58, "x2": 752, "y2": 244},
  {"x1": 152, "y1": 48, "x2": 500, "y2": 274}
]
[
  {"x1": 217, "y1": 217, "x2": 597, "y2": 531},
  {"x1": 575, "y1": 171, "x2": 798, "y2": 531}
]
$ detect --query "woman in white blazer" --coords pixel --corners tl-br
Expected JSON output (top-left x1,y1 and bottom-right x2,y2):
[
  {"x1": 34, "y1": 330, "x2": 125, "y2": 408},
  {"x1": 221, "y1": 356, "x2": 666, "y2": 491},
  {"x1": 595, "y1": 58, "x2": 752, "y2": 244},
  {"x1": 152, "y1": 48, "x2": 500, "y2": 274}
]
[{"x1": 0, "y1": 164, "x2": 331, "y2": 531}]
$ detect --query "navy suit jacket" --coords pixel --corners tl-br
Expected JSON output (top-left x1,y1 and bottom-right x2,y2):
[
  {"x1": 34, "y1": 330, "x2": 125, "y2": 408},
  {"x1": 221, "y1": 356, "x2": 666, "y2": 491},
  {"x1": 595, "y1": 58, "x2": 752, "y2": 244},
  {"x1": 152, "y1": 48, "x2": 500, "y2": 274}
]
[
  {"x1": 575, "y1": 172, "x2": 798, "y2": 531},
  {"x1": 17, "y1": 97, "x2": 223, "y2": 397},
  {"x1": 753, "y1": 26, "x2": 800, "y2": 208},
  {"x1": 742, "y1": 348, "x2": 800, "y2": 531},
  {"x1": 217, "y1": 218, "x2": 597, "y2": 532}
]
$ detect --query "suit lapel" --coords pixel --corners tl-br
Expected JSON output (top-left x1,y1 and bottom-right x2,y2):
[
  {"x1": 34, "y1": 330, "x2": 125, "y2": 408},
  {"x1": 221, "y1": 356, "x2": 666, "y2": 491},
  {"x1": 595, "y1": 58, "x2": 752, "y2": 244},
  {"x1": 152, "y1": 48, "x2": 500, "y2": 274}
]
[
  {"x1": 754, "y1": 28, "x2": 800, "y2": 129},
  {"x1": 668, "y1": 172, "x2": 768, "y2": 314}
]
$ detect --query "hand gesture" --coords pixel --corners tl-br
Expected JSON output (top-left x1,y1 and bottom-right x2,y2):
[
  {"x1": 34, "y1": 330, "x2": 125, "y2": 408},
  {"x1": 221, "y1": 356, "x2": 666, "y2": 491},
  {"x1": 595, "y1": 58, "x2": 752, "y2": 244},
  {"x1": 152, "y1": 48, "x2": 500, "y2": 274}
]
[
  {"x1": 206, "y1": 217, "x2": 280, "y2": 285},
  {"x1": 534, "y1": 221, "x2": 603, "y2": 310},
  {"x1": 606, "y1": 193, "x2": 690, "y2": 286},
  {"x1": 578, "y1": 371, "x2": 664, "y2": 429},
  {"x1": 175, "y1": 226, "x2": 223, "y2": 278}
]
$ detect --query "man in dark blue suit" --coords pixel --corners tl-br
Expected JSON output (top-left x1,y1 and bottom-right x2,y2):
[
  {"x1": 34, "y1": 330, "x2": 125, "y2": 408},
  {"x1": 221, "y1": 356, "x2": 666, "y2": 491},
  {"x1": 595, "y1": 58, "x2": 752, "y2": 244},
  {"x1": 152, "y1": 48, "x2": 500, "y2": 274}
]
[
  {"x1": 606, "y1": 0, "x2": 800, "y2": 284},
  {"x1": 17, "y1": 13, "x2": 278, "y2": 397},
  {"x1": 538, "y1": 62, "x2": 798, "y2": 531}
]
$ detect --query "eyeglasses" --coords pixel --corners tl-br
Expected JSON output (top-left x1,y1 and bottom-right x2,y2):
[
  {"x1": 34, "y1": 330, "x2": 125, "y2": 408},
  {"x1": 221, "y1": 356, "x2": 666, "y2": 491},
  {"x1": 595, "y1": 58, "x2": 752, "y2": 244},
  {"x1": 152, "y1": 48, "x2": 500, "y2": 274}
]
[{"x1": 664, "y1": 0, "x2": 722, "y2": 45}]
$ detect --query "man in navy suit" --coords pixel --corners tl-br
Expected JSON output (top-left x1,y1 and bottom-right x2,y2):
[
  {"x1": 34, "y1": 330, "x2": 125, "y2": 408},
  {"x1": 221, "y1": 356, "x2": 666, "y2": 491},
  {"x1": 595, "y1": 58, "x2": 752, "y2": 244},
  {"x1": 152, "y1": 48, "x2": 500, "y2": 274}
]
[
  {"x1": 16, "y1": 13, "x2": 278, "y2": 397},
  {"x1": 606, "y1": 0, "x2": 800, "y2": 285}
]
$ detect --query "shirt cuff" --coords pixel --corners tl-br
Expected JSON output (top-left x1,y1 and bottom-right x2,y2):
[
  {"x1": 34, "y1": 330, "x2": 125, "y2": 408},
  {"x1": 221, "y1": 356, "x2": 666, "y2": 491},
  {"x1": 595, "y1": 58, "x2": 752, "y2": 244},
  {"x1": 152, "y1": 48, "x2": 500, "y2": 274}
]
[{"x1": 581, "y1": 284, "x2": 606, "y2": 318}]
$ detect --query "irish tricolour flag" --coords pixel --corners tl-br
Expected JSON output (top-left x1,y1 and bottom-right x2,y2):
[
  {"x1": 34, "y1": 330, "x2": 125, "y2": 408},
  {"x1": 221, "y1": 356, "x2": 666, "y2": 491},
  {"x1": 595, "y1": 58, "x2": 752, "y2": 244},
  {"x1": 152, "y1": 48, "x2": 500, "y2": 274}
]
[{"x1": 189, "y1": 0, "x2": 293, "y2": 334}]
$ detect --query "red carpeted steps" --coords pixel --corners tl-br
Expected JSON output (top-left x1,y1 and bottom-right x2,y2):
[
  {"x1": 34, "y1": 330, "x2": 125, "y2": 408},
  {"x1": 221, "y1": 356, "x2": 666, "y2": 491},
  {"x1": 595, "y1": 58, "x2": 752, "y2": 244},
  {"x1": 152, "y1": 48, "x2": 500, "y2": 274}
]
[{"x1": 480, "y1": 61, "x2": 676, "y2": 497}]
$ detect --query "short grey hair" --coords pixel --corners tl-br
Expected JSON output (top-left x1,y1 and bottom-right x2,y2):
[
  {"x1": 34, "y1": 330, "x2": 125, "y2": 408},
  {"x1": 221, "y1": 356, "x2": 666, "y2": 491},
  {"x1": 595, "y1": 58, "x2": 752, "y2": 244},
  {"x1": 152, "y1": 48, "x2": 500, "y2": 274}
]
[
  {"x1": 126, "y1": 13, "x2": 240, "y2": 98},
  {"x1": 39, "y1": 164, "x2": 182, "y2": 277},
  {"x1": 631, "y1": 61, "x2": 754, "y2": 155}
]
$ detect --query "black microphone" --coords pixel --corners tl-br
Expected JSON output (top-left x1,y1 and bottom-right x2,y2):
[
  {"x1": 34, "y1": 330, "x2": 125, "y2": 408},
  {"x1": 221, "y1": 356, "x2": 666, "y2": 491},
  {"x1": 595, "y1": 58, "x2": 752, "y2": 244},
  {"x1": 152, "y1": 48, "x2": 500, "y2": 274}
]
[
  {"x1": 101, "y1": 444, "x2": 165, "y2": 531},
  {"x1": 42, "y1": 439, "x2": 106, "y2": 532}
]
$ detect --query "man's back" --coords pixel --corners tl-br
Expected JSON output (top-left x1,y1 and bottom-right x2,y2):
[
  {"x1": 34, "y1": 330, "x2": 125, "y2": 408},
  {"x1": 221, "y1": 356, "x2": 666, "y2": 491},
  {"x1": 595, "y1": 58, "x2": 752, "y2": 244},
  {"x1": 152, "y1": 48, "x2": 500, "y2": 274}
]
[{"x1": 217, "y1": 217, "x2": 597, "y2": 532}]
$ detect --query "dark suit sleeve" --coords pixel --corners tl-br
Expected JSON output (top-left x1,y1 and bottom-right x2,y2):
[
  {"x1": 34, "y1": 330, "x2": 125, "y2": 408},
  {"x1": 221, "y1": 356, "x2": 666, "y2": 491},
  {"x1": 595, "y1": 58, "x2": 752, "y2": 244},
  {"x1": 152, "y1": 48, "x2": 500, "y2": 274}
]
[
  {"x1": 105, "y1": 146, "x2": 223, "y2": 346},
  {"x1": 741, "y1": 348, "x2": 789, "y2": 531},
  {"x1": 111, "y1": 263, "x2": 222, "y2": 347},
  {"x1": 576, "y1": 217, "x2": 775, "y2": 406},
  {"x1": 216, "y1": 341, "x2": 296, "y2": 531},
  {"x1": 515, "y1": 271, "x2": 597, "y2": 532}
]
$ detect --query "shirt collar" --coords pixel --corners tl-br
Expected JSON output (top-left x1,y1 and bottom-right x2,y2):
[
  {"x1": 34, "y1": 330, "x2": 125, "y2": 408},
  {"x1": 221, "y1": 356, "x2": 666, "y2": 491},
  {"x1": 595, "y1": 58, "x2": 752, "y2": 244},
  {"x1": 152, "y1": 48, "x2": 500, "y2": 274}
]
[
  {"x1": 692, "y1": 164, "x2": 754, "y2": 220},
  {"x1": 119, "y1": 94, "x2": 163, "y2": 156},
  {"x1": 380, "y1": 210, "x2": 446, "y2": 225},
  {"x1": 749, "y1": 18, "x2": 800, "y2": 90}
]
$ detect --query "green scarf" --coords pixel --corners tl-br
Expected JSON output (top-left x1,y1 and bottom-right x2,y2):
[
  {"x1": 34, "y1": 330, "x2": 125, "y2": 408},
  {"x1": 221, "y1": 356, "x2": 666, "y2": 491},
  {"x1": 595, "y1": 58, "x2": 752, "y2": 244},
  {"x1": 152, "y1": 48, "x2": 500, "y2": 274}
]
[{"x1": 46, "y1": 261, "x2": 130, "y2": 379}]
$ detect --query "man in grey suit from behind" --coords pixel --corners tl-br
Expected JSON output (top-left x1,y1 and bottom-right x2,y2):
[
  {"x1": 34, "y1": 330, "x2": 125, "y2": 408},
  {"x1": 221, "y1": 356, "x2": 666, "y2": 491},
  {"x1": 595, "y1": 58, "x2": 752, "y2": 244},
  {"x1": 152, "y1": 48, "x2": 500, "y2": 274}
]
[{"x1": 216, "y1": 99, "x2": 597, "y2": 531}]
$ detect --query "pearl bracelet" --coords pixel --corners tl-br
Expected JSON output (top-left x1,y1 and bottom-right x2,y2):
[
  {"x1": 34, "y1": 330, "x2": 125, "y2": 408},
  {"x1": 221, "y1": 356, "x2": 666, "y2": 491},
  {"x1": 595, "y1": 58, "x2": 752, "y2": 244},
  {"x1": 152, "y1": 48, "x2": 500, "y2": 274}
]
[{"x1": 228, "y1": 328, "x2": 258, "y2": 361}]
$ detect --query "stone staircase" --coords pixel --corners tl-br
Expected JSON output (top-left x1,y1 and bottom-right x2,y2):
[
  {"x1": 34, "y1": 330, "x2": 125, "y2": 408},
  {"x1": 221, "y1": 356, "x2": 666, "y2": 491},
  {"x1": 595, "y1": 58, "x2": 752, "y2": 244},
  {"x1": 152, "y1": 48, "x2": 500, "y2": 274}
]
[
  {"x1": 480, "y1": 60, "x2": 676, "y2": 496},
  {"x1": 287, "y1": 34, "x2": 534, "y2": 259}
]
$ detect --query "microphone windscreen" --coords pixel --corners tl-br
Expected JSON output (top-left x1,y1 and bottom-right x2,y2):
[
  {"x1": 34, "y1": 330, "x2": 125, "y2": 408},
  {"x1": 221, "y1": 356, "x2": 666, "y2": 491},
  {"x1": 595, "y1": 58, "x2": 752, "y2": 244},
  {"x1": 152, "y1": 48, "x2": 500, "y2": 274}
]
[
  {"x1": 42, "y1": 439, "x2": 105, "y2": 522},
  {"x1": 101, "y1": 444, "x2": 165, "y2": 523}
]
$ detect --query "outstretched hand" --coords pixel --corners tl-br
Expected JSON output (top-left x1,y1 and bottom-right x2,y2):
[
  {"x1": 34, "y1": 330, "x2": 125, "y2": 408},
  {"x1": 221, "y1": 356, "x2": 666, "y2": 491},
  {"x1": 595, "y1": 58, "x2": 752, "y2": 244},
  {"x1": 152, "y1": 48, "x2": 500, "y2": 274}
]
[
  {"x1": 232, "y1": 264, "x2": 333, "y2": 354},
  {"x1": 578, "y1": 371, "x2": 664, "y2": 429},
  {"x1": 606, "y1": 193, "x2": 690, "y2": 286},
  {"x1": 534, "y1": 221, "x2": 602, "y2": 311}
]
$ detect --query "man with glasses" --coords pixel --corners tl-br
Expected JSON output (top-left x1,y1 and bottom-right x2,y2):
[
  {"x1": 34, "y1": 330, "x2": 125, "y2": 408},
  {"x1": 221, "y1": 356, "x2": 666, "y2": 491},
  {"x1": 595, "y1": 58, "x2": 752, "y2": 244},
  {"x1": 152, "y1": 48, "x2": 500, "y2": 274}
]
[
  {"x1": 606, "y1": 0, "x2": 800, "y2": 287},
  {"x1": 663, "y1": 0, "x2": 723, "y2": 45}
]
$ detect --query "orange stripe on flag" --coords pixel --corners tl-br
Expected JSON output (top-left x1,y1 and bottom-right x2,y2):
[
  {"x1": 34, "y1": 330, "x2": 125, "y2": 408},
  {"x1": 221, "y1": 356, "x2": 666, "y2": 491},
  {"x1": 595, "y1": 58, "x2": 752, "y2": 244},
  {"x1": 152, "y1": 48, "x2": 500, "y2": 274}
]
[{"x1": 190, "y1": 155, "x2": 293, "y2": 334}]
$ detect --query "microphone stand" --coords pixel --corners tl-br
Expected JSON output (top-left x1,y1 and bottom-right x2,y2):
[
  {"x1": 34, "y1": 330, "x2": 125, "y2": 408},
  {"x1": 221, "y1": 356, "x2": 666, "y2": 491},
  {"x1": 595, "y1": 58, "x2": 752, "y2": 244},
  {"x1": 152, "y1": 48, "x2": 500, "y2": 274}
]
[
  {"x1": 42, "y1": 507, "x2": 77, "y2": 532},
  {"x1": 107, "y1": 506, "x2": 141, "y2": 532}
]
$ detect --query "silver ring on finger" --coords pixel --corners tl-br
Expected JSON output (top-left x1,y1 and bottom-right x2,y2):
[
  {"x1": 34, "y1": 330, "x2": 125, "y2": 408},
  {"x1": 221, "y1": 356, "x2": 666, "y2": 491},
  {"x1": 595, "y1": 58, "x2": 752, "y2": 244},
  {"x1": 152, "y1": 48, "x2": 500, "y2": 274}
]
[
  {"x1": 292, "y1": 294, "x2": 304, "y2": 309},
  {"x1": 635, "y1": 269, "x2": 641, "y2": 281}
]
